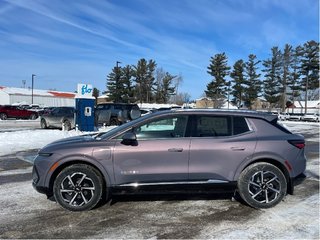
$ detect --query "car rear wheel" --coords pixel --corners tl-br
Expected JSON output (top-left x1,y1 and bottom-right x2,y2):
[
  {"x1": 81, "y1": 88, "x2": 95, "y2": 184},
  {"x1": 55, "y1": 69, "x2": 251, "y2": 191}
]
[
  {"x1": 40, "y1": 119, "x2": 47, "y2": 129},
  {"x1": 53, "y1": 164, "x2": 105, "y2": 211},
  {"x1": 0, "y1": 113, "x2": 7, "y2": 120},
  {"x1": 237, "y1": 162, "x2": 287, "y2": 209}
]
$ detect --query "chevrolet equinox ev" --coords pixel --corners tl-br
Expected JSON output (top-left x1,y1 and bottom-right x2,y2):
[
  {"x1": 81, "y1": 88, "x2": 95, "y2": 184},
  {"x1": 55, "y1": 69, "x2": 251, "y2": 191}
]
[{"x1": 33, "y1": 110, "x2": 306, "y2": 211}]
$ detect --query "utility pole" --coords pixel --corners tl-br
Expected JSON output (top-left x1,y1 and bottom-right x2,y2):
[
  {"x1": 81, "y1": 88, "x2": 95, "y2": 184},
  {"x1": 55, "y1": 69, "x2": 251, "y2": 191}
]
[{"x1": 31, "y1": 74, "x2": 36, "y2": 104}]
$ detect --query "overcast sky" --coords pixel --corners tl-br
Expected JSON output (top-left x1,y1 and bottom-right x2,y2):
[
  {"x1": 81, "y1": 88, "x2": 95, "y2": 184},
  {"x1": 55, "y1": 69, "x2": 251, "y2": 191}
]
[{"x1": 0, "y1": 0, "x2": 318, "y2": 99}]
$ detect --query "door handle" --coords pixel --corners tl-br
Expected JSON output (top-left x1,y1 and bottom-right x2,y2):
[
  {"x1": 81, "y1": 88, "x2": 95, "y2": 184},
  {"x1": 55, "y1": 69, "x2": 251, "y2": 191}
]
[
  {"x1": 168, "y1": 148, "x2": 183, "y2": 152},
  {"x1": 231, "y1": 147, "x2": 245, "y2": 151}
]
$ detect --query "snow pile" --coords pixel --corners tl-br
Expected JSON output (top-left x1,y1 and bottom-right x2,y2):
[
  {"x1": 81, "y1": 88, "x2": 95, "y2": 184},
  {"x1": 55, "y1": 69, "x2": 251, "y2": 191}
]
[{"x1": 0, "y1": 126, "x2": 115, "y2": 157}]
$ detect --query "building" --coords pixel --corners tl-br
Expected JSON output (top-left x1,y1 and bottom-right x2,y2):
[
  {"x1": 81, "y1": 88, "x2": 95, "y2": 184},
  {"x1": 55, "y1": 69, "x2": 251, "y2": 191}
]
[
  {"x1": 195, "y1": 97, "x2": 238, "y2": 109},
  {"x1": 290, "y1": 100, "x2": 320, "y2": 114},
  {"x1": 0, "y1": 86, "x2": 76, "y2": 107}
]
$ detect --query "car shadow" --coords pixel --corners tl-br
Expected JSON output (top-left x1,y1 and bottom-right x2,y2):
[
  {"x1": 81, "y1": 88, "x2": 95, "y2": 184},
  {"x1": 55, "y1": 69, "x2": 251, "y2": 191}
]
[{"x1": 105, "y1": 185, "x2": 237, "y2": 207}]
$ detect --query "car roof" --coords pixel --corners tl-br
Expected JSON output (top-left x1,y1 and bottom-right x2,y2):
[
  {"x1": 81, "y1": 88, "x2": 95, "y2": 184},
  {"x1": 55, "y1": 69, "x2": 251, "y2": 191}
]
[{"x1": 149, "y1": 109, "x2": 278, "y2": 122}]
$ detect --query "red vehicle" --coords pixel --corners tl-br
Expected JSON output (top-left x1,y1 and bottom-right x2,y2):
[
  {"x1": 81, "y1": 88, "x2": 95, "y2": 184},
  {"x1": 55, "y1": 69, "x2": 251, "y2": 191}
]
[{"x1": 0, "y1": 105, "x2": 38, "y2": 120}]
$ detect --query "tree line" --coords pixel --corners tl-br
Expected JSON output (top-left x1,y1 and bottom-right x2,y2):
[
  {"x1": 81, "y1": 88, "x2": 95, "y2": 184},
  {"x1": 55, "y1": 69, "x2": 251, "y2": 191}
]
[
  {"x1": 105, "y1": 58, "x2": 189, "y2": 104},
  {"x1": 206, "y1": 40, "x2": 319, "y2": 112}
]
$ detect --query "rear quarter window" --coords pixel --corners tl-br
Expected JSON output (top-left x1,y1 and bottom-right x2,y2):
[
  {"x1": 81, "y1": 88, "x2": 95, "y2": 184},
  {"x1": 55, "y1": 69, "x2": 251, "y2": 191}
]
[{"x1": 233, "y1": 116, "x2": 250, "y2": 135}]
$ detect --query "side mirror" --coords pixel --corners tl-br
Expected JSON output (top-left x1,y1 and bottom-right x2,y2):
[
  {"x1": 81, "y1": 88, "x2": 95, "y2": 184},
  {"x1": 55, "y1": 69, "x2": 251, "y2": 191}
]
[{"x1": 121, "y1": 132, "x2": 137, "y2": 146}]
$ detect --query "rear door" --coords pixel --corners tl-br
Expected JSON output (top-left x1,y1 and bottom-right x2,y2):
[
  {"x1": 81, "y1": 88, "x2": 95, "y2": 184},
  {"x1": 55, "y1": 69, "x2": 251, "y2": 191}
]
[{"x1": 189, "y1": 115, "x2": 257, "y2": 182}]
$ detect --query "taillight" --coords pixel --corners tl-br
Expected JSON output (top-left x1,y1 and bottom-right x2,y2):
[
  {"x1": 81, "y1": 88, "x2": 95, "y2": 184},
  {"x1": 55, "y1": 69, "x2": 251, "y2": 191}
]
[{"x1": 288, "y1": 140, "x2": 305, "y2": 149}]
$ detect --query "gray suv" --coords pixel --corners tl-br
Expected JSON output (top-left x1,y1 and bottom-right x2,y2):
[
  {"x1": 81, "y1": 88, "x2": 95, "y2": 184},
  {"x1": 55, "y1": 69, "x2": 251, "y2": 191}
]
[
  {"x1": 33, "y1": 110, "x2": 306, "y2": 211},
  {"x1": 95, "y1": 103, "x2": 141, "y2": 126},
  {"x1": 40, "y1": 107, "x2": 75, "y2": 131}
]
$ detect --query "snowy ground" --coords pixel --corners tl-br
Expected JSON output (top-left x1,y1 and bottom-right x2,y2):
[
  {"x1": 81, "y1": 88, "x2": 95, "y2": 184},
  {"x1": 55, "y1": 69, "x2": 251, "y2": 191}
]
[{"x1": 0, "y1": 120, "x2": 319, "y2": 239}]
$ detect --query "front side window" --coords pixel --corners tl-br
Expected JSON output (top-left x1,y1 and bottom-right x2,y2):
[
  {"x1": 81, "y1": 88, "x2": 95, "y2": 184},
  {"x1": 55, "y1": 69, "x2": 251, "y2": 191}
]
[{"x1": 134, "y1": 115, "x2": 188, "y2": 140}]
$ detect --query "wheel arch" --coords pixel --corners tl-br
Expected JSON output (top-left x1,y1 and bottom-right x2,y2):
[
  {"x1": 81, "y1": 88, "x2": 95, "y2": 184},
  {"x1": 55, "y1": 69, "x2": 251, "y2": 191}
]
[
  {"x1": 236, "y1": 158, "x2": 293, "y2": 195},
  {"x1": 48, "y1": 159, "x2": 111, "y2": 199}
]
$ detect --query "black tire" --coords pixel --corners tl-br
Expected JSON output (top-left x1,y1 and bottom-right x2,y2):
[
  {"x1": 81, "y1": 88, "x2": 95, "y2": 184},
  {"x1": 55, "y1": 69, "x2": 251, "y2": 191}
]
[
  {"x1": 0, "y1": 113, "x2": 7, "y2": 120},
  {"x1": 237, "y1": 162, "x2": 287, "y2": 209},
  {"x1": 63, "y1": 120, "x2": 71, "y2": 131},
  {"x1": 53, "y1": 164, "x2": 105, "y2": 211},
  {"x1": 110, "y1": 118, "x2": 119, "y2": 126},
  {"x1": 40, "y1": 118, "x2": 48, "y2": 129}
]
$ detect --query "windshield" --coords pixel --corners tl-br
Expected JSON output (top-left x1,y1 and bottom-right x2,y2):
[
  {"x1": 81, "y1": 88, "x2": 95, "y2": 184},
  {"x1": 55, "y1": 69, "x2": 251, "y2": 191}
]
[{"x1": 94, "y1": 113, "x2": 157, "y2": 140}]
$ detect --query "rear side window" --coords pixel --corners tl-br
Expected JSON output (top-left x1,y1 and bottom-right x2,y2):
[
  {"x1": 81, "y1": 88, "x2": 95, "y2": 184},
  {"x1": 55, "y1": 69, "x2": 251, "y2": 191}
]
[
  {"x1": 193, "y1": 115, "x2": 252, "y2": 137},
  {"x1": 194, "y1": 116, "x2": 232, "y2": 137}
]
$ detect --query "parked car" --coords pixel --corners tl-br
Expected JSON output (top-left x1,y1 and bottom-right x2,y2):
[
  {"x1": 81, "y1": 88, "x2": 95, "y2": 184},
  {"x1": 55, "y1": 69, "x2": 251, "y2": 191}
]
[
  {"x1": 40, "y1": 107, "x2": 75, "y2": 130},
  {"x1": 0, "y1": 105, "x2": 38, "y2": 120},
  {"x1": 278, "y1": 112, "x2": 290, "y2": 121},
  {"x1": 95, "y1": 103, "x2": 141, "y2": 126},
  {"x1": 288, "y1": 113, "x2": 304, "y2": 121},
  {"x1": 301, "y1": 113, "x2": 319, "y2": 122},
  {"x1": 33, "y1": 109, "x2": 306, "y2": 211}
]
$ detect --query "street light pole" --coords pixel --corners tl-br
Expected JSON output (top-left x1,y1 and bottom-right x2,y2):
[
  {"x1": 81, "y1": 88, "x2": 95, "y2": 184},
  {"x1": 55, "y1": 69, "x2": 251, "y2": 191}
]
[{"x1": 31, "y1": 74, "x2": 36, "y2": 104}]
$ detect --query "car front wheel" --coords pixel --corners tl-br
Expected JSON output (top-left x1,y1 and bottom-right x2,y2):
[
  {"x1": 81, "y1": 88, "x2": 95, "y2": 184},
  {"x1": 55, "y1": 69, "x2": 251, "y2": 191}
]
[
  {"x1": 40, "y1": 119, "x2": 47, "y2": 129},
  {"x1": 237, "y1": 162, "x2": 287, "y2": 209},
  {"x1": 53, "y1": 164, "x2": 105, "y2": 211},
  {"x1": 63, "y1": 120, "x2": 71, "y2": 131}
]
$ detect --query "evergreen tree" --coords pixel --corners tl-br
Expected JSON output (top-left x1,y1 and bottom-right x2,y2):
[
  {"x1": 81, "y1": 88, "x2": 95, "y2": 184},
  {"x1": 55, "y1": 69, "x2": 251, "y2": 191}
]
[
  {"x1": 263, "y1": 47, "x2": 282, "y2": 109},
  {"x1": 133, "y1": 58, "x2": 157, "y2": 103},
  {"x1": 154, "y1": 68, "x2": 176, "y2": 103},
  {"x1": 121, "y1": 65, "x2": 135, "y2": 103},
  {"x1": 133, "y1": 58, "x2": 148, "y2": 103},
  {"x1": 92, "y1": 87, "x2": 100, "y2": 105},
  {"x1": 106, "y1": 65, "x2": 123, "y2": 102},
  {"x1": 161, "y1": 72, "x2": 176, "y2": 103},
  {"x1": 300, "y1": 40, "x2": 319, "y2": 113},
  {"x1": 287, "y1": 45, "x2": 303, "y2": 106},
  {"x1": 230, "y1": 59, "x2": 246, "y2": 108},
  {"x1": 146, "y1": 59, "x2": 157, "y2": 102},
  {"x1": 205, "y1": 52, "x2": 231, "y2": 108},
  {"x1": 280, "y1": 44, "x2": 293, "y2": 112},
  {"x1": 244, "y1": 54, "x2": 261, "y2": 109}
]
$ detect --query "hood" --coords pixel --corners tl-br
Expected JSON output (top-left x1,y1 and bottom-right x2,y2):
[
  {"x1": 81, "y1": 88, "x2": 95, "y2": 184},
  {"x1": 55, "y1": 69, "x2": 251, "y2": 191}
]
[{"x1": 39, "y1": 135, "x2": 96, "y2": 153}]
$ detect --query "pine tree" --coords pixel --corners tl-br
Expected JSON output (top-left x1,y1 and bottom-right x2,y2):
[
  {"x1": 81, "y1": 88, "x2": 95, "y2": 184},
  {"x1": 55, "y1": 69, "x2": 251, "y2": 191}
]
[
  {"x1": 280, "y1": 44, "x2": 293, "y2": 112},
  {"x1": 300, "y1": 40, "x2": 319, "y2": 113},
  {"x1": 154, "y1": 68, "x2": 176, "y2": 103},
  {"x1": 133, "y1": 58, "x2": 157, "y2": 103},
  {"x1": 230, "y1": 59, "x2": 246, "y2": 108},
  {"x1": 205, "y1": 52, "x2": 231, "y2": 108},
  {"x1": 263, "y1": 47, "x2": 282, "y2": 109},
  {"x1": 106, "y1": 65, "x2": 123, "y2": 102},
  {"x1": 146, "y1": 59, "x2": 157, "y2": 102},
  {"x1": 133, "y1": 58, "x2": 148, "y2": 103},
  {"x1": 287, "y1": 45, "x2": 303, "y2": 106},
  {"x1": 244, "y1": 54, "x2": 261, "y2": 109},
  {"x1": 121, "y1": 65, "x2": 134, "y2": 103}
]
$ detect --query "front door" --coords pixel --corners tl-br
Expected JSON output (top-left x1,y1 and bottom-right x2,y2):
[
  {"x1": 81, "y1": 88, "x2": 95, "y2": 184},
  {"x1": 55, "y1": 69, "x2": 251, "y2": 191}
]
[{"x1": 113, "y1": 115, "x2": 190, "y2": 185}]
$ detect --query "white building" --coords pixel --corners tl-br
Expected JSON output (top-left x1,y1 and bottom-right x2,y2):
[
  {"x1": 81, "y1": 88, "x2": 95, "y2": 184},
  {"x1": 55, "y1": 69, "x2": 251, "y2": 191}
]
[
  {"x1": 0, "y1": 86, "x2": 76, "y2": 107},
  {"x1": 291, "y1": 100, "x2": 320, "y2": 114}
]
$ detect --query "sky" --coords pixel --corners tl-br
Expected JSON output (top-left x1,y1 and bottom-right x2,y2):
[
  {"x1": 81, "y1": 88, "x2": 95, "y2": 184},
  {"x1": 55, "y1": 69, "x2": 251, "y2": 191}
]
[{"x1": 0, "y1": 0, "x2": 318, "y2": 100}]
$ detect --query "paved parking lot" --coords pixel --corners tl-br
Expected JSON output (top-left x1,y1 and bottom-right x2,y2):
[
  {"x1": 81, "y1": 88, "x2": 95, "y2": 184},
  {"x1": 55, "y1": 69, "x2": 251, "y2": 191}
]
[{"x1": 0, "y1": 122, "x2": 319, "y2": 239}]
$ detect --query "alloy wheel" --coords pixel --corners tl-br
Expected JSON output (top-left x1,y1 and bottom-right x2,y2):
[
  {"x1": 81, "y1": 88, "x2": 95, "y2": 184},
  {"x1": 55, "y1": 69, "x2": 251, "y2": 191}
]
[
  {"x1": 248, "y1": 170, "x2": 281, "y2": 204},
  {"x1": 59, "y1": 172, "x2": 95, "y2": 207}
]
